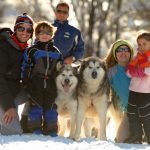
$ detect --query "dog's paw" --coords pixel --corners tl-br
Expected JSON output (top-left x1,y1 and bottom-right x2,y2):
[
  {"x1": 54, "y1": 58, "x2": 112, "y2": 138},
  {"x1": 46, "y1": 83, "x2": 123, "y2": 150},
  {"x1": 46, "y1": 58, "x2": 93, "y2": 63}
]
[
  {"x1": 98, "y1": 136, "x2": 107, "y2": 141},
  {"x1": 71, "y1": 135, "x2": 81, "y2": 141},
  {"x1": 72, "y1": 137, "x2": 80, "y2": 141}
]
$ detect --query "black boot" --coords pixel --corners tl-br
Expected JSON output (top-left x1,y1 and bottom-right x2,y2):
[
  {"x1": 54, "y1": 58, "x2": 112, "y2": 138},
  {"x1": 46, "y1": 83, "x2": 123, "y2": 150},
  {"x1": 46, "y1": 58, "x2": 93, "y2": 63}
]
[
  {"x1": 124, "y1": 114, "x2": 143, "y2": 144},
  {"x1": 142, "y1": 118, "x2": 150, "y2": 144},
  {"x1": 124, "y1": 136, "x2": 142, "y2": 144},
  {"x1": 43, "y1": 121, "x2": 58, "y2": 136},
  {"x1": 20, "y1": 101, "x2": 31, "y2": 133},
  {"x1": 20, "y1": 115, "x2": 30, "y2": 133}
]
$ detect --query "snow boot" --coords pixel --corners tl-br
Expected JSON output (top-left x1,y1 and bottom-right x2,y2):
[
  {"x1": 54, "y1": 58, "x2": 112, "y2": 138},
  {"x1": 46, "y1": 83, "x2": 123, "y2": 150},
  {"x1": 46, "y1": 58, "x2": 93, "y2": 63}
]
[
  {"x1": 28, "y1": 106, "x2": 43, "y2": 134},
  {"x1": 20, "y1": 115, "x2": 30, "y2": 133},
  {"x1": 124, "y1": 136, "x2": 142, "y2": 144},
  {"x1": 20, "y1": 101, "x2": 31, "y2": 133},
  {"x1": 124, "y1": 113, "x2": 143, "y2": 144},
  {"x1": 43, "y1": 106, "x2": 58, "y2": 136},
  {"x1": 142, "y1": 118, "x2": 150, "y2": 144}
]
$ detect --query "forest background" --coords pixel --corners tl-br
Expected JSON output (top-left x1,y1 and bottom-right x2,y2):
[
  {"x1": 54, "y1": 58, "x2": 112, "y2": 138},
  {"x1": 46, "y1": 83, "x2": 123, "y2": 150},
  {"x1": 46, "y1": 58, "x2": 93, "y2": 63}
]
[{"x1": 0, "y1": 0, "x2": 150, "y2": 58}]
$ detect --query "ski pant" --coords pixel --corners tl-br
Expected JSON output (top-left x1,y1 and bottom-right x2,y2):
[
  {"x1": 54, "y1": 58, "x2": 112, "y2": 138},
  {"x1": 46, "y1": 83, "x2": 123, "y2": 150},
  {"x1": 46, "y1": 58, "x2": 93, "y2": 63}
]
[
  {"x1": 0, "y1": 89, "x2": 28, "y2": 135},
  {"x1": 20, "y1": 75, "x2": 58, "y2": 134},
  {"x1": 127, "y1": 91, "x2": 150, "y2": 140}
]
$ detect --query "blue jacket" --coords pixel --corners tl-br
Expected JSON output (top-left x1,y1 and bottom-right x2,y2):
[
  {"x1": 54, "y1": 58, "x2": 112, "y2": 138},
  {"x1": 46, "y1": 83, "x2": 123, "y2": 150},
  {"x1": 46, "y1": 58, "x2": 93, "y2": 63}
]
[
  {"x1": 53, "y1": 20, "x2": 84, "y2": 60},
  {"x1": 21, "y1": 40, "x2": 62, "y2": 80}
]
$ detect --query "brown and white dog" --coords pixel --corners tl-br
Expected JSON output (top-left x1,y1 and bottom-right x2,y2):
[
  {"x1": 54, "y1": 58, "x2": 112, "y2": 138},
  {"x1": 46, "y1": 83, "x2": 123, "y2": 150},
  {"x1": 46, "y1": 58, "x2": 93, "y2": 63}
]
[
  {"x1": 55, "y1": 64, "x2": 79, "y2": 138},
  {"x1": 73, "y1": 57, "x2": 111, "y2": 140}
]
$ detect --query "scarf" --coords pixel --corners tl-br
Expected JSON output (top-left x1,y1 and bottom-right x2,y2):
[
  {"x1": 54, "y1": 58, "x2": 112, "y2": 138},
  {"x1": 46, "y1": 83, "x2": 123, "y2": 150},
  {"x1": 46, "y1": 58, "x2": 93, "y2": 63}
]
[
  {"x1": 128, "y1": 50, "x2": 150, "y2": 69},
  {"x1": 12, "y1": 35, "x2": 28, "y2": 50}
]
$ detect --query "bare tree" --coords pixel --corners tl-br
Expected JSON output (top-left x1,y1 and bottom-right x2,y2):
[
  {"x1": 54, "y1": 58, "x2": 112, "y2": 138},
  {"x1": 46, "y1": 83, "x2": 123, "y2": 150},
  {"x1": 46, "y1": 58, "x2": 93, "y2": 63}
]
[
  {"x1": 0, "y1": 0, "x2": 6, "y2": 24},
  {"x1": 71, "y1": 0, "x2": 125, "y2": 57},
  {"x1": 3, "y1": 0, "x2": 149, "y2": 58},
  {"x1": 15, "y1": 0, "x2": 49, "y2": 22}
]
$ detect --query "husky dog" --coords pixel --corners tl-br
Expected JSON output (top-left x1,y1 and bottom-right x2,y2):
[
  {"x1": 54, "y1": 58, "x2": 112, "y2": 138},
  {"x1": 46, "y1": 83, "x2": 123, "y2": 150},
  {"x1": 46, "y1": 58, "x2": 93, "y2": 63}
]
[
  {"x1": 55, "y1": 64, "x2": 78, "y2": 138},
  {"x1": 74, "y1": 57, "x2": 110, "y2": 140}
]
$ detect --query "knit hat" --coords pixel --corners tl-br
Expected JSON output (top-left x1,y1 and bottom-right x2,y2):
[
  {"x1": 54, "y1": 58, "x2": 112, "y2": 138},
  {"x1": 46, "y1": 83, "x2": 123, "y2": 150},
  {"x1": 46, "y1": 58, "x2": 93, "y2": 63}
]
[
  {"x1": 14, "y1": 13, "x2": 34, "y2": 31},
  {"x1": 112, "y1": 39, "x2": 134, "y2": 61}
]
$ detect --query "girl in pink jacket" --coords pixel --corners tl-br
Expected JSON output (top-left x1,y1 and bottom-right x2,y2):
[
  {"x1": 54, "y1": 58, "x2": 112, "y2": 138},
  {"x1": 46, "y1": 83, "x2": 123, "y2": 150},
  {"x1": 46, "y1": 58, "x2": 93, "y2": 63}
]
[{"x1": 125, "y1": 31, "x2": 150, "y2": 144}]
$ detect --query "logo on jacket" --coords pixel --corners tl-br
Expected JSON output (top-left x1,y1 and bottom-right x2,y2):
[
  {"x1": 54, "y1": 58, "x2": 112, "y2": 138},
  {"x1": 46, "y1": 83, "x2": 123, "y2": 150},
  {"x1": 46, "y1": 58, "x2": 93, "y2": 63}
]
[{"x1": 64, "y1": 32, "x2": 70, "y2": 38}]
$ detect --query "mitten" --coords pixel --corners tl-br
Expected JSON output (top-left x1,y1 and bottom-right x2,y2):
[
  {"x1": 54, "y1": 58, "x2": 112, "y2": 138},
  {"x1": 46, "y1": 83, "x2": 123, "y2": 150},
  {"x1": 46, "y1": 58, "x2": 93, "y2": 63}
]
[{"x1": 128, "y1": 67, "x2": 146, "y2": 78}]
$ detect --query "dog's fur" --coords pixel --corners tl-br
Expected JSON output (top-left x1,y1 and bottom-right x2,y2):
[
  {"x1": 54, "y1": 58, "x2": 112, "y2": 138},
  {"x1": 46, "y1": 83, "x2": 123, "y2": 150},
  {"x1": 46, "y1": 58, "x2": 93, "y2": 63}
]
[
  {"x1": 74, "y1": 57, "x2": 111, "y2": 140},
  {"x1": 107, "y1": 89, "x2": 129, "y2": 142},
  {"x1": 55, "y1": 64, "x2": 78, "y2": 138}
]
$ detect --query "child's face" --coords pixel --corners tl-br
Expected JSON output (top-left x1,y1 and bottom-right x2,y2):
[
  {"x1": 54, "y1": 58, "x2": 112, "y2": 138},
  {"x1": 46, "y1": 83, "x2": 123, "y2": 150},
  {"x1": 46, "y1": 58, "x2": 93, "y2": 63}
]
[
  {"x1": 137, "y1": 38, "x2": 150, "y2": 53},
  {"x1": 36, "y1": 27, "x2": 52, "y2": 42}
]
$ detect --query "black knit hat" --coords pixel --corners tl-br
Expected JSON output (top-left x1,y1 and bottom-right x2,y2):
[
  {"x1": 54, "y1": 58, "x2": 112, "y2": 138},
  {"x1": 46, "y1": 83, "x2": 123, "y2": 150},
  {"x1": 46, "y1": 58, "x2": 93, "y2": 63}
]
[{"x1": 14, "y1": 13, "x2": 34, "y2": 31}]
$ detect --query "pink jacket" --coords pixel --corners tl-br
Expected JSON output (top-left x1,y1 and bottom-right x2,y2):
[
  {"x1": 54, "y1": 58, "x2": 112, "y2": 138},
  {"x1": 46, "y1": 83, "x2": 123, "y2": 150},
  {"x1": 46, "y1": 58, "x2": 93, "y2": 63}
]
[{"x1": 126, "y1": 67, "x2": 150, "y2": 93}]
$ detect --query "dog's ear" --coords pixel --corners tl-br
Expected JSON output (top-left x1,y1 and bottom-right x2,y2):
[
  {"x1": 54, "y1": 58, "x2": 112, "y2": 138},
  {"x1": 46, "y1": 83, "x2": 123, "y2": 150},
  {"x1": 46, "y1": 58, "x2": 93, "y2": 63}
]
[
  {"x1": 72, "y1": 65, "x2": 80, "y2": 75},
  {"x1": 100, "y1": 59, "x2": 107, "y2": 71},
  {"x1": 71, "y1": 60, "x2": 82, "y2": 73},
  {"x1": 56, "y1": 62, "x2": 63, "y2": 71},
  {"x1": 77, "y1": 59, "x2": 86, "y2": 73}
]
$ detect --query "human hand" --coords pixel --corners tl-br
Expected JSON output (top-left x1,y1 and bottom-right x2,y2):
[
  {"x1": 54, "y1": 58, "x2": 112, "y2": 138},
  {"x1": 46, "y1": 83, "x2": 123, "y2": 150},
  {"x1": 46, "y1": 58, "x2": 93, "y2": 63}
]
[
  {"x1": 64, "y1": 56, "x2": 74, "y2": 64},
  {"x1": 129, "y1": 67, "x2": 146, "y2": 78},
  {"x1": 3, "y1": 108, "x2": 17, "y2": 124}
]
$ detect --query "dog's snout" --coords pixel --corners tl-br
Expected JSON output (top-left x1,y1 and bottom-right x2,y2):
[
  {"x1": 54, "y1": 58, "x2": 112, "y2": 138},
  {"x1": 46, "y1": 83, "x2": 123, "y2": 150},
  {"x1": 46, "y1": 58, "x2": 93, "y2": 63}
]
[
  {"x1": 92, "y1": 71, "x2": 97, "y2": 79},
  {"x1": 64, "y1": 78, "x2": 70, "y2": 84}
]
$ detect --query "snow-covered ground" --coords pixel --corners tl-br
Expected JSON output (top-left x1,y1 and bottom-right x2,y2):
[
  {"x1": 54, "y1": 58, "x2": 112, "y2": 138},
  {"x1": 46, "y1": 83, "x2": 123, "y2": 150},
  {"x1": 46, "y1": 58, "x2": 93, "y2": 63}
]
[
  {"x1": 0, "y1": 105, "x2": 149, "y2": 150},
  {"x1": 0, "y1": 105, "x2": 148, "y2": 149},
  {"x1": 0, "y1": 134, "x2": 149, "y2": 150},
  {"x1": 0, "y1": 1, "x2": 150, "y2": 150}
]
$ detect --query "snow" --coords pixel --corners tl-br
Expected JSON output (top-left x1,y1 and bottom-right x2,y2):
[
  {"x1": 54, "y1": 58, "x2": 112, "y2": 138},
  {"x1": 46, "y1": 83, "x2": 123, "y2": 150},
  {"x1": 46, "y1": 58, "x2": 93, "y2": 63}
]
[
  {"x1": 1, "y1": 106, "x2": 150, "y2": 150},
  {"x1": 0, "y1": 100, "x2": 149, "y2": 150},
  {"x1": 0, "y1": 134, "x2": 149, "y2": 150},
  {"x1": 0, "y1": 1, "x2": 150, "y2": 150}
]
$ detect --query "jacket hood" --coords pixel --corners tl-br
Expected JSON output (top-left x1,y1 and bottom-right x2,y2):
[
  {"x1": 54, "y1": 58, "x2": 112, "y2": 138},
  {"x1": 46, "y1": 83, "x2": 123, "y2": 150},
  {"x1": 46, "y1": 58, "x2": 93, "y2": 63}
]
[{"x1": 0, "y1": 28, "x2": 20, "y2": 50}]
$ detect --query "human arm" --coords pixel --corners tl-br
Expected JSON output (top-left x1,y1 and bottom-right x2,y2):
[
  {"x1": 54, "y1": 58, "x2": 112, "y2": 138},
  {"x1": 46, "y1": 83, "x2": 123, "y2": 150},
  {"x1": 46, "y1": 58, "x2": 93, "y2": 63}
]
[
  {"x1": 0, "y1": 45, "x2": 15, "y2": 112},
  {"x1": 64, "y1": 31, "x2": 84, "y2": 64},
  {"x1": 71, "y1": 30, "x2": 84, "y2": 60},
  {"x1": 21, "y1": 48, "x2": 33, "y2": 87},
  {"x1": 126, "y1": 65, "x2": 146, "y2": 78},
  {"x1": 126, "y1": 54, "x2": 146, "y2": 78},
  {"x1": 63, "y1": 56, "x2": 75, "y2": 64}
]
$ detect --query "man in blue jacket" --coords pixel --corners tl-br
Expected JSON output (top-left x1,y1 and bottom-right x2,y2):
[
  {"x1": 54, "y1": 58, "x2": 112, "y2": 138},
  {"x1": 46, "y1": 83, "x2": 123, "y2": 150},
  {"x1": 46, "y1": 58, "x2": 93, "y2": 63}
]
[{"x1": 53, "y1": 2, "x2": 84, "y2": 64}]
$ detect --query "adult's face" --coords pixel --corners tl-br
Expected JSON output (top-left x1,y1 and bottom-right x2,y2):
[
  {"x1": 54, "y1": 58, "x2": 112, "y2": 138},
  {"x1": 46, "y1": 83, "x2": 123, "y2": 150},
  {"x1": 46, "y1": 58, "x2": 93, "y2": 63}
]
[
  {"x1": 15, "y1": 23, "x2": 32, "y2": 43},
  {"x1": 55, "y1": 5, "x2": 69, "y2": 22},
  {"x1": 116, "y1": 45, "x2": 131, "y2": 66}
]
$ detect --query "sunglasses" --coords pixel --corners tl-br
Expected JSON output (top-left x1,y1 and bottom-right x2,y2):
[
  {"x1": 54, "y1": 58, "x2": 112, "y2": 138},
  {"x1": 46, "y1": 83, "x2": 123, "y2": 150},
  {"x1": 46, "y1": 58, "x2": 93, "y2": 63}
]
[
  {"x1": 116, "y1": 47, "x2": 130, "y2": 53},
  {"x1": 38, "y1": 30, "x2": 52, "y2": 35},
  {"x1": 17, "y1": 26, "x2": 33, "y2": 34},
  {"x1": 56, "y1": 9, "x2": 68, "y2": 14}
]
